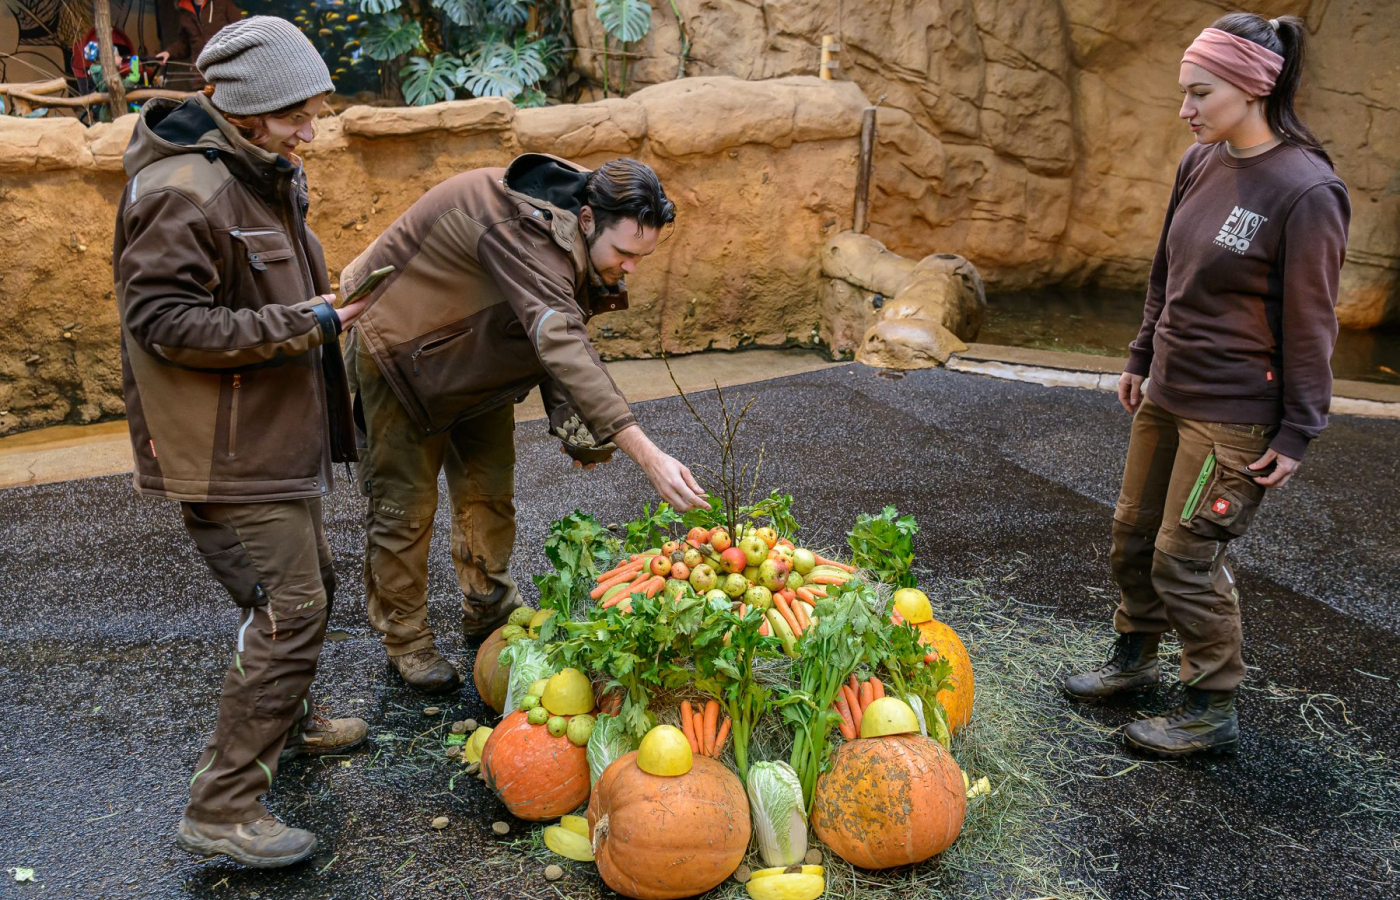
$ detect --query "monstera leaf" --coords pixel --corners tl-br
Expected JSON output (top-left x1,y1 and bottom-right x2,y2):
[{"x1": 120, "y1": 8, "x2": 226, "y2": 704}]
[
  {"x1": 400, "y1": 54, "x2": 465, "y2": 105},
  {"x1": 594, "y1": 0, "x2": 652, "y2": 43},
  {"x1": 359, "y1": 12, "x2": 423, "y2": 61}
]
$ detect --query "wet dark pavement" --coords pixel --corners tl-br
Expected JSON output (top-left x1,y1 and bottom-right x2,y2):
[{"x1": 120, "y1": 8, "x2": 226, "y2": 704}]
[{"x1": 2, "y1": 364, "x2": 1397, "y2": 899}]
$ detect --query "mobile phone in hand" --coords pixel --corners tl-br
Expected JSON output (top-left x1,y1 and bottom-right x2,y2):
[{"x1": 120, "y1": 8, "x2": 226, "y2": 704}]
[{"x1": 337, "y1": 265, "x2": 395, "y2": 308}]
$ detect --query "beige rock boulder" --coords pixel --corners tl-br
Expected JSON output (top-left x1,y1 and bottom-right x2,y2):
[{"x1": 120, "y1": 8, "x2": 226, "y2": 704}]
[
  {"x1": 858, "y1": 317, "x2": 968, "y2": 369},
  {"x1": 86, "y1": 114, "x2": 139, "y2": 172},
  {"x1": 514, "y1": 98, "x2": 647, "y2": 157},
  {"x1": 0, "y1": 116, "x2": 90, "y2": 172},
  {"x1": 341, "y1": 97, "x2": 515, "y2": 138}
]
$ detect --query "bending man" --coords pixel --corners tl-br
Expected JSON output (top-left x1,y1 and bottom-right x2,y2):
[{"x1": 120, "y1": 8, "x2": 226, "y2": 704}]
[{"x1": 342, "y1": 153, "x2": 708, "y2": 693}]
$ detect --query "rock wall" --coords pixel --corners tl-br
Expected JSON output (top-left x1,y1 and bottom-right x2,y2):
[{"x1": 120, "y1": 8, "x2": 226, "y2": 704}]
[
  {"x1": 570, "y1": 0, "x2": 1400, "y2": 327},
  {"x1": 0, "y1": 76, "x2": 865, "y2": 435}
]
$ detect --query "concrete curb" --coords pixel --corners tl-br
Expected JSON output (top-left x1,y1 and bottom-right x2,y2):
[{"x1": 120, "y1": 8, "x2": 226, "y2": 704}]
[{"x1": 948, "y1": 343, "x2": 1400, "y2": 420}]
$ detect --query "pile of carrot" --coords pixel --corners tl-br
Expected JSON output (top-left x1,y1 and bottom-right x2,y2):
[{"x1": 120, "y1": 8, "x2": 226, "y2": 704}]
[
  {"x1": 831, "y1": 674, "x2": 886, "y2": 740},
  {"x1": 590, "y1": 553, "x2": 668, "y2": 613},
  {"x1": 680, "y1": 699, "x2": 730, "y2": 758}
]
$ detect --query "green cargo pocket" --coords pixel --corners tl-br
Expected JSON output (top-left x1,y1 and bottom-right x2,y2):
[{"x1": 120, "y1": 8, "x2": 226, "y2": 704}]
[
  {"x1": 1179, "y1": 446, "x2": 1265, "y2": 541},
  {"x1": 181, "y1": 505, "x2": 268, "y2": 608}
]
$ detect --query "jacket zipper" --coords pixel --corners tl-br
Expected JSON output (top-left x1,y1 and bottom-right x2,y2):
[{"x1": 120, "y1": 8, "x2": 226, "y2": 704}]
[
  {"x1": 228, "y1": 373, "x2": 241, "y2": 458},
  {"x1": 411, "y1": 327, "x2": 473, "y2": 375}
]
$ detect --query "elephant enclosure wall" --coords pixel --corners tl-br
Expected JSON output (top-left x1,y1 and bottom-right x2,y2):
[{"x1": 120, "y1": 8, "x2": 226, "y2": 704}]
[{"x1": 0, "y1": 77, "x2": 866, "y2": 435}]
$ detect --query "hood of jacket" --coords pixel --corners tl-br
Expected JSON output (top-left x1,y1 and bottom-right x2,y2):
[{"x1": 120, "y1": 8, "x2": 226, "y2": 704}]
[{"x1": 124, "y1": 93, "x2": 301, "y2": 202}]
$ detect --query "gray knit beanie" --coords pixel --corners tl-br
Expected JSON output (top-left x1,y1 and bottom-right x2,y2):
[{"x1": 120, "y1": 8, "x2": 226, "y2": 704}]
[{"x1": 197, "y1": 16, "x2": 335, "y2": 116}]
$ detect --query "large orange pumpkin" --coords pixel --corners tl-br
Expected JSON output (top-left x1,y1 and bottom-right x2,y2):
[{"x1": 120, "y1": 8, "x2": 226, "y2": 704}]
[
  {"x1": 472, "y1": 625, "x2": 511, "y2": 714},
  {"x1": 918, "y1": 619, "x2": 974, "y2": 731},
  {"x1": 587, "y1": 751, "x2": 750, "y2": 899},
  {"x1": 811, "y1": 733, "x2": 965, "y2": 869},
  {"x1": 481, "y1": 710, "x2": 590, "y2": 821}
]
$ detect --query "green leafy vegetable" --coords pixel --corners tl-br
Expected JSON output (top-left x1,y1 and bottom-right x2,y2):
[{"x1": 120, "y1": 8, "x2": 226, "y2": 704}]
[
  {"x1": 498, "y1": 640, "x2": 552, "y2": 714},
  {"x1": 689, "y1": 599, "x2": 780, "y2": 778},
  {"x1": 621, "y1": 501, "x2": 682, "y2": 554},
  {"x1": 534, "y1": 511, "x2": 619, "y2": 627},
  {"x1": 586, "y1": 713, "x2": 637, "y2": 785},
  {"x1": 847, "y1": 506, "x2": 920, "y2": 587},
  {"x1": 746, "y1": 761, "x2": 809, "y2": 867}
]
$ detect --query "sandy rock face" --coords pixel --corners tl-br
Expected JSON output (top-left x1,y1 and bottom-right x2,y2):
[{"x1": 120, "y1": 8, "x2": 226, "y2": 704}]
[
  {"x1": 570, "y1": 0, "x2": 1399, "y2": 326},
  {"x1": 0, "y1": 78, "x2": 862, "y2": 434}
]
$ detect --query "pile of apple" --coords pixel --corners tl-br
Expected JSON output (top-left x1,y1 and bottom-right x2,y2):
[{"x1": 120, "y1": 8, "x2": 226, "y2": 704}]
[{"x1": 595, "y1": 525, "x2": 855, "y2": 651}]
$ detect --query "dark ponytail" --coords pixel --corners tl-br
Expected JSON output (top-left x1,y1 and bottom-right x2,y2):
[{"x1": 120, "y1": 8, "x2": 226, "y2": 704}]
[{"x1": 1210, "y1": 12, "x2": 1332, "y2": 168}]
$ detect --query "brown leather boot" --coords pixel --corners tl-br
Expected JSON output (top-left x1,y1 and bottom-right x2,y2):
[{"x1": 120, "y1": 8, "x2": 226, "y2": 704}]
[
  {"x1": 389, "y1": 646, "x2": 462, "y2": 694},
  {"x1": 1064, "y1": 633, "x2": 1161, "y2": 700},
  {"x1": 176, "y1": 814, "x2": 317, "y2": 868},
  {"x1": 1125, "y1": 687, "x2": 1239, "y2": 758},
  {"x1": 280, "y1": 715, "x2": 369, "y2": 764}
]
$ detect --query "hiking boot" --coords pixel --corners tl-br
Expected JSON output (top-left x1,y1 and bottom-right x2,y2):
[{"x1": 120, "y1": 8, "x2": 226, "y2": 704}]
[
  {"x1": 1124, "y1": 687, "x2": 1239, "y2": 758},
  {"x1": 1064, "y1": 632, "x2": 1161, "y2": 700},
  {"x1": 390, "y1": 646, "x2": 462, "y2": 694},
  {"x1": 176, "y1": 813, "x2": 317, "y2": 868},
  {"x1": 280, "y1": 714, "x2": 369, "y2": 764}
]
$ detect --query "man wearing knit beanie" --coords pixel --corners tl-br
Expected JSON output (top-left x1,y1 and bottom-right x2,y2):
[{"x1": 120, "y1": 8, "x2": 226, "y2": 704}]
[{"x1": 197, "y1": 15, "x2": 335, "y2": 115}]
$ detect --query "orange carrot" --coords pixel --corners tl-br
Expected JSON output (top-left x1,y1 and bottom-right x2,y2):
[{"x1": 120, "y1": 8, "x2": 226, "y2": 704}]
[
  {"x1": 714, "y1": 717, "x2": 732, "y2": 756},
  {"x1": 738, "y1": 602, "x2": 747, "y2": 619},
  {"x1": 870, "y1": 676, "x2": 886, "y2": 700},
  {"x1": 796, "y1": 587, "x2": 816, "y2": 604},
  {"x1": 809, "y1": 574, "x2": 848, "y2": 585},
  {"x1": 792, "y1": 601, "x2": 809, "y2": 632},
  {"x1": 641, "y1": 577, "x2": 665, "y2": 598},
  {"x1": 694, "y1": 710, "x2": 708, "y2": 754},
  {"x1": 601, "y1": 591, "x2": 629, "y2": 609},
  {"x1": 618, "y1": 602, "x2": 633, "y2": 614},
  {"x1": 812, "y1": 551, "x2": 851, "y2": 573},
  {"x1": 848, "y1": 673, "x2": 860, "y2": 694},
  {"x1": 833, "y1": 696, "x2": 856, "y2": 739},
  {"x1": 681, "y1": 701, "x2": 699, "y2": 753},
  {"x1": 597, "y1": 558, "x2": 645, "y2": 582},
  {"x1": 591, "y1": 566, "x2": 642, "y2": 599},
  {"x1": 859, "y1": 680, "x2": 874, "y2": 712},
  {"x1": 844, "y1": 685, "x2": 863, "y2": 733},
  {"x1": 807, "y1": 586, "x2": 828, "y2": 598},
  {"x1": 773, "y1": 595, "x2": 802, "y2": 637},
  {"x1": 924, "y1": 650, "x2": 938, "y2": 664},
  {"x1": 759, "y1": 617, "x2": 771, "y2": 637},
  {"x1": 703, "y1": 700, "x2": 720, "y2": 756},
  {"x1": 890, "y1": 609, "x2": 906, "y2": 626}
]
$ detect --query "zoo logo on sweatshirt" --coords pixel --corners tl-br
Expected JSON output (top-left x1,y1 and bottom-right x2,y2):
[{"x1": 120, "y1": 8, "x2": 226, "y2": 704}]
[{"x1": 1214, "y1": 206, "x2": 1268, "y2": 254}]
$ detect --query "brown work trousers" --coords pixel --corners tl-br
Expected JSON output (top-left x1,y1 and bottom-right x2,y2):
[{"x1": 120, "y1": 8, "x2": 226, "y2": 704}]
[
  {"x1": 1111, "y1": 396, "x2": 1275, "y2": 691},
  {"x1": 348, "y1": 337, "x2": 521, "y2": 656},
  {"x1": 179, "y1": 498, "x2": 333, "y2": 824}
]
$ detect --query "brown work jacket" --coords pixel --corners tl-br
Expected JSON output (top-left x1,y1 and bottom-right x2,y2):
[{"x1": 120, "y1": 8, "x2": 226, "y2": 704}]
[
  {"x1": 114, "y1": 93, "x2": 355, "y2": 502},
  {"x1": 342, "y1": 154, "x2": 635, "y2": 441}
]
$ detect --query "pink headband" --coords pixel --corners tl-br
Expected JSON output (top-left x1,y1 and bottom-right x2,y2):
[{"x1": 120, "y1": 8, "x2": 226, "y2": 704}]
[{"x1": 1181, "y1": 27, "x2": 1285, "y2": 97}]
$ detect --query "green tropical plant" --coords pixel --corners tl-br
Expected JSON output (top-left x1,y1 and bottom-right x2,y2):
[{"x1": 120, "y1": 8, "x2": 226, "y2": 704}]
[
  {"x1": 592, "y1": 0, "x2": 653, "y2": 96},
  {"x1": 352, "y1": 0, "x2": 573, "y2": 105}
]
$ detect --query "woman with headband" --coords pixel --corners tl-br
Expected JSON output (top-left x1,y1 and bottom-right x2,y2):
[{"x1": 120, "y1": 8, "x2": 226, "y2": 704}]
[{"x1": 1064, "y1": 14, "x2": 1350, "y2": 758}]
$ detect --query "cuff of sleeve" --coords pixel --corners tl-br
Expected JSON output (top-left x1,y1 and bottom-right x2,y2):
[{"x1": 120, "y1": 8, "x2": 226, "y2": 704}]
[
  {"x1": 1269, "y1": 425, "x2": 1311, "y2": 461},
  {"x1": 310, "y1": 299, "x2": 342, "y2": 343},
  {"x1": 1124, "y1": 349, "x2": 1152, "y2": 378},
  {"x1": 592, "y1": 413, "x2": 636, "y2": 445}
]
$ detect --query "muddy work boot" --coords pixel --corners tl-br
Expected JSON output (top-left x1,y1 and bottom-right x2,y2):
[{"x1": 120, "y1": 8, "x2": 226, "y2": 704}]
[
  {"x1": 280, "y1": 715, "x2": 369, "y2": 764},
  {"x1": 389, "y1": 646, "x2": 462, "y2": 694},
  {"x1": 176, "y1": 814, "x2": 317, "y2": 868},
  {"x1": 461, "y1": 591, "x2": 524, "y2": 642},
  {"x1": 1064, "y1": 632, "x2": 1161, "y2": 700},
  {"x1": 1125, "y1": 687, "x2": 1239, "y2": 758}
]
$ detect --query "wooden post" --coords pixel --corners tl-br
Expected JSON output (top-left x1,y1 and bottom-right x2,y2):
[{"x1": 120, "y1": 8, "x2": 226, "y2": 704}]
[
  {"x1": 853, "y1": 106, "x2": 876, "y2": 234},
  {"x1": 92, "y1": 0, "x2": 127, "y2": 120},
  {"x1": 820, "y1": 35, "x2": 841, "y2": 80}
]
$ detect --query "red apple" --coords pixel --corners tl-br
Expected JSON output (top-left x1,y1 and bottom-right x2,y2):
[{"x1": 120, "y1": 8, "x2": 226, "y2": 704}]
[
  {"x1": 719, "y1": 547, "x2": 748, "y2": 574},
  {"x1": 709, "y1": 529, "x2": 732, "y2": 553},
  {"x1": 649, "y1": 555, "x2": 672, "y2": 578}
]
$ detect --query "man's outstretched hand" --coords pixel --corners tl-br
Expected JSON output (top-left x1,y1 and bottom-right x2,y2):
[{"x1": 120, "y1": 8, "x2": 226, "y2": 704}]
[{"x1": 611, "y1": 425, "x2": 710, "y2": 512}]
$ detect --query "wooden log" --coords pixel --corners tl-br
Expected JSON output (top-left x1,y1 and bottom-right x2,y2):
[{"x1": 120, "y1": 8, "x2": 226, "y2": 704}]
[
  {"x1": 1, "y1": 88, "x2": 194, "y2": 110},
  {"x1": 853, "y1": 106, "x2": 876, "y2": 234},
  {"x1": 93, "y1": 0, "x2": 128, "y2": 119},
  {"x1": 0, "y1": 78, "x2": 68, "y2": 97}
]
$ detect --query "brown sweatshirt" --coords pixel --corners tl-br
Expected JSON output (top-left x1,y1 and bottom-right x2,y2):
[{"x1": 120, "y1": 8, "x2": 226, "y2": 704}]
[{"x1": 1127, "y1": 141, "x2": 1350, "y2": 459}]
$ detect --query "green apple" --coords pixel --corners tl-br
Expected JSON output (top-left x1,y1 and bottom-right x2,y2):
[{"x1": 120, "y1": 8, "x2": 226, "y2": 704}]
[
  {"x1": 786, "y1": 571, "x2": 805, "y2": 591},
  {"x1": 704, "y1": 588, "x2": 730, "y2": 604},
  {"x1": 664, "y1": 578, "x2": 690, "y2": 601},
  {"x1": 792, "y1": 548, "x2": 817, "y2": 575},
  {"x1": 743, "y1": 585, "x2": 774, "y2": 610},
  {"x1": 547, "y1": 715, "x2": 569, "y2": 737},
  {"x1": 689, "y1": 563, "x2": 718, "y2": 593},
  {"x1": 721, "y1": 573, "x2": 749, "y2": 597},
  {"x1": 744, "y1": 565, "x2": 760, "y2": 584},
  {"x1": 683, "y1": 547, "x2": 703, "y2": 569},
  {"x1": 739, "y1": 535, "x2": 769, "y2": 567},
  {"x1": 757, "y1": 559, "x2": 790, "y2": 591}
]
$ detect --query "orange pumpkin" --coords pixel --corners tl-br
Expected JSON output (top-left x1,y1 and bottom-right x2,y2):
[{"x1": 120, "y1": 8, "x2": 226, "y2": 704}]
[
  {"x1": 481, "y1": 710, "x2": 590, "y2": 821},
  {"x1": 472, "y1": 625, "x2": 511, "y2": 714},
  {"x1": 918, "y1": 619, "x2": 974, "y2": 731},
  {"x1": 587, "y1": 751, "x2": 750, "y2": 899},
  {"x1": 811, "y1": 733, "x2": 965, "y2": 869}
]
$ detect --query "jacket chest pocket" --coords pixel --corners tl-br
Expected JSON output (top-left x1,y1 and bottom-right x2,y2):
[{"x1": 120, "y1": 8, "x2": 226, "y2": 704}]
[{"x1": 229, "y1": 228, "x2": 295, "y2": 272}]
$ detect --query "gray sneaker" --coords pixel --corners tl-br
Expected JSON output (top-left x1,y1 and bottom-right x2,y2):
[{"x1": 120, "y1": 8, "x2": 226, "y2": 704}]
[
  {"x1": 1064, "y1": 633, "x2": 1161, "y2": 700},
  {"x1": 176, "y1": 814, "x2": 317, "y2": 868}
]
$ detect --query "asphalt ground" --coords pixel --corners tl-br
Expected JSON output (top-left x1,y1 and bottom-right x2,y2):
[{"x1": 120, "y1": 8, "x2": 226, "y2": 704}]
[{"x1": 2, "y1": 364, "x2": 1397, "y2": 899}]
